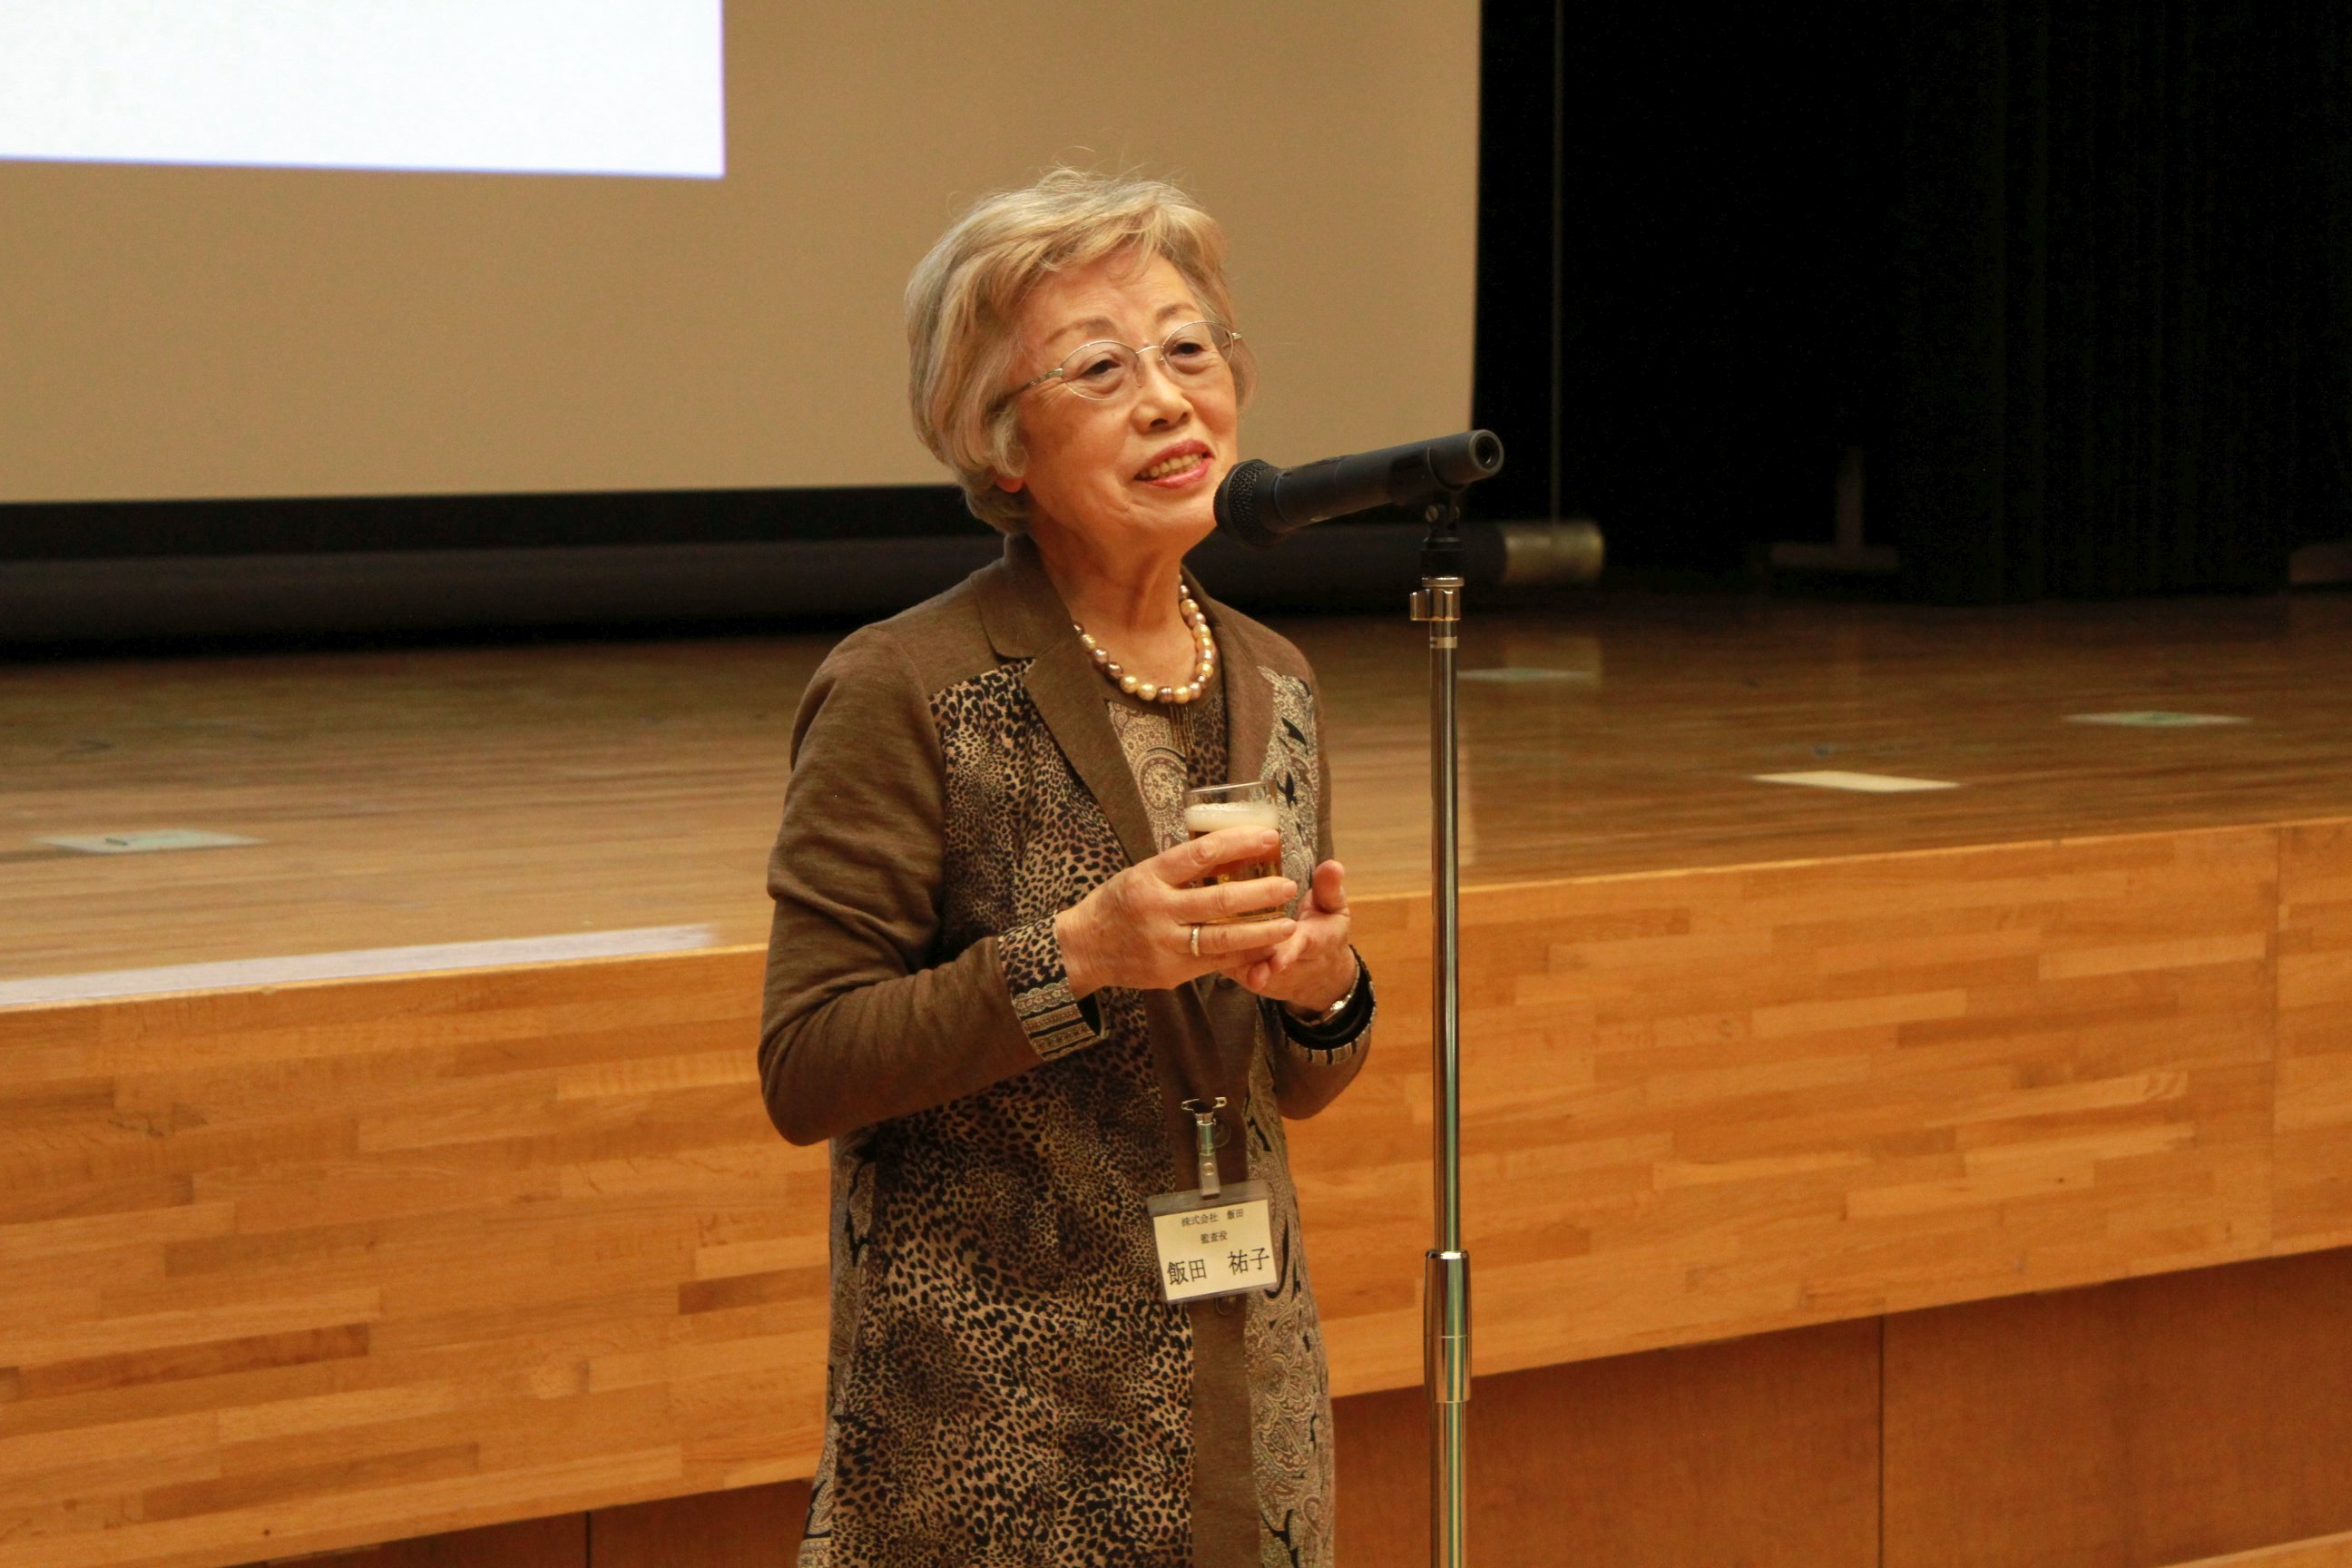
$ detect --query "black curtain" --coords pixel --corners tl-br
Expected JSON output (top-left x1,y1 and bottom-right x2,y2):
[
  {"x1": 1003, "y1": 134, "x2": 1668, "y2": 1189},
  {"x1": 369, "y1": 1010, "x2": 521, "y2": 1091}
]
[
  {"x1": 1888, "y1": 1, "x2": 2352, "y2": 601},
  {"x1": 1473, "y1": 0, "x2": 2352, "y2": 600},
  {"x1": 1473, "y1": 3, "x2": 1899, "y2": 573}
]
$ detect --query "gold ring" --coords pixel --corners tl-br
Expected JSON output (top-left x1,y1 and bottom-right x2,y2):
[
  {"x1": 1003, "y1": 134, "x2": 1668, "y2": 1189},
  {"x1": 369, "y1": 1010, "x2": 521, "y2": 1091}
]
[{"x1": 1189, "y1": 924, "x2": 1201, "y2": 957}]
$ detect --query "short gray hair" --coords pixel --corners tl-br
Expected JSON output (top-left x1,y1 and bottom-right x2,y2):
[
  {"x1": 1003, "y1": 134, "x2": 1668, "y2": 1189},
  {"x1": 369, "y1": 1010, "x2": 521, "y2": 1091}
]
[{"x1": 905, "y1": 168, "x2": 1255, "y2": 534}]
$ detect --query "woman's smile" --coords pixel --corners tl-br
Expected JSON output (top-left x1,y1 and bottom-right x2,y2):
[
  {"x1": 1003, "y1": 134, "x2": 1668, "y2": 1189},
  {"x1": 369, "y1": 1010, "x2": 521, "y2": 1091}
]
[
  {"x1": 1137, "y1": 441, "x2": 1213, "y2": 486},
  {"x1": 997, "y1": 252, "x2": 1241, "y2": 563}
]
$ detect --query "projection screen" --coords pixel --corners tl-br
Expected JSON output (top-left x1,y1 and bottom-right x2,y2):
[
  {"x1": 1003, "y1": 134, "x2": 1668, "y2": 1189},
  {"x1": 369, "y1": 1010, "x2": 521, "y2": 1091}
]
[{"x1": 0, "y1": 1, "x2": 1478, "y2": 506}]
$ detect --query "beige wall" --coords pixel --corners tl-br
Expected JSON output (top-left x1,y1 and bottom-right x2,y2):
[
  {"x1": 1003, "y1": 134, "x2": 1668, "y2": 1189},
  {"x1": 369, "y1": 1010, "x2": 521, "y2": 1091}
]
[{"x1": 0, "y1": 1, "x2": 1477, "y2": 505}]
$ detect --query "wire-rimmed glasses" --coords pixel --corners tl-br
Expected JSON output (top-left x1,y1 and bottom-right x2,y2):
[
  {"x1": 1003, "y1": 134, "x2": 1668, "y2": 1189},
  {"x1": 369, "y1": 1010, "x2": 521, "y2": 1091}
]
[{"x1": 1013, "y1": 320, "x2": 1241, "y2": 403}]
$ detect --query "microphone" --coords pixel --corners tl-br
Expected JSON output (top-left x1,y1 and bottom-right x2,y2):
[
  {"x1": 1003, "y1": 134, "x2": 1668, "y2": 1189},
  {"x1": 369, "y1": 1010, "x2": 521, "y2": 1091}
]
[{"x1": 1214, "y1": 429, "x2": 1505, "y2": 549}]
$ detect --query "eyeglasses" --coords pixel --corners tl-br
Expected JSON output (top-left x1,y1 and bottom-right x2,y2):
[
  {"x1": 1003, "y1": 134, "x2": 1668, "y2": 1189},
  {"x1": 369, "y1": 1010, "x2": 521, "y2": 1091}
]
[{"x1": 1013, "y1": 319, "x2": 1241, "y2": 403}]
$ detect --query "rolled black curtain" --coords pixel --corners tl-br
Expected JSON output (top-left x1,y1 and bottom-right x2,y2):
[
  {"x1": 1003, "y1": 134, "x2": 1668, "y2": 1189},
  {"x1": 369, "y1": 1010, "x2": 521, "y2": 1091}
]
[{"x1": 1887, "y1": 1, "x2": 2352, "y2": 602}]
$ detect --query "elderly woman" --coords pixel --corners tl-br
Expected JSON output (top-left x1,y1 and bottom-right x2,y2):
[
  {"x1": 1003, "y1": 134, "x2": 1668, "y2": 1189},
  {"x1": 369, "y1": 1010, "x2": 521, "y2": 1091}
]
[{"x1": 759, "y1": 169, "x2": 1374, "y2": 1567}]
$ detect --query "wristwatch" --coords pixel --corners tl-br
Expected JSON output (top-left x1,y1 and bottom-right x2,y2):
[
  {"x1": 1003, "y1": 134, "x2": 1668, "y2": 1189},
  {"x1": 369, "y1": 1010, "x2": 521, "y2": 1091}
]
[{"x1": 1286, "y1": 949, "x2": 1364, "y2": 1028}]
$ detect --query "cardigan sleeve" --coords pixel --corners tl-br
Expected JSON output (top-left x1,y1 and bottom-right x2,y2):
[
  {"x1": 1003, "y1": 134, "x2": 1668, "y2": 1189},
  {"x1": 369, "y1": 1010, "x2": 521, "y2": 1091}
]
[
  {"x1": 1269, "y1": 670, "x2": 1374, "y2": 1120},
  {"x1": 756, "y1": 624, "x2": 1100, "y2": 1147}
]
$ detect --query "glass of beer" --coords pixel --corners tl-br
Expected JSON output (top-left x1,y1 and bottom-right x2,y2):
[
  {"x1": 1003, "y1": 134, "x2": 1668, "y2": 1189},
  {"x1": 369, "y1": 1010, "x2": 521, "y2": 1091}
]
[{"x1": 1183, "y1": 781, "x2": 1285, "y2": 923}]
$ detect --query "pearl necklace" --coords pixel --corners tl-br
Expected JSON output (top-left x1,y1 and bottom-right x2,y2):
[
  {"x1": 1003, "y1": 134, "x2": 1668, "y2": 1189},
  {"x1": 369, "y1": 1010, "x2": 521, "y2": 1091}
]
[{"x1": 1073, "y1": 584, "x2": 1218, "y2": 705}]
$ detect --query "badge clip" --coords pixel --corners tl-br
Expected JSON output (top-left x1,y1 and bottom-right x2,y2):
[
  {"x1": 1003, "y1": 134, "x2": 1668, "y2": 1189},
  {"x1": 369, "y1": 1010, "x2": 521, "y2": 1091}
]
[{"x1": 1181, "y1": 1095, "x2": 1227, "y2": 1200}]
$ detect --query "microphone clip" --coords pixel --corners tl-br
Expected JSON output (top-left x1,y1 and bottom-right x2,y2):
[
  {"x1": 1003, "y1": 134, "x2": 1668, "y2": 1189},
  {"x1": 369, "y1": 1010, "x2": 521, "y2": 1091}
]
[{"x1": 1416, "y1": 488, "x2": 1470, "y2": 583}]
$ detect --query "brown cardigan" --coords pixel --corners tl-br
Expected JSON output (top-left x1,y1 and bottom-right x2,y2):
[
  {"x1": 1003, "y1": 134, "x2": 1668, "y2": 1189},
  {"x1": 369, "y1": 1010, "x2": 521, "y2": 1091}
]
[{"x1": 760, "y1": 534, "x2": 1371, "y2": 1567}]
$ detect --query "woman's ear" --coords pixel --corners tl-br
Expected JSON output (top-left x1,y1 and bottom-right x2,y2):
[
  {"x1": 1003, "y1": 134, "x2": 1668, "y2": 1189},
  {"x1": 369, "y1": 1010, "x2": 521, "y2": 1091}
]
[{"x1": 993, "y1": 469, "x2": 1025, "y2": 495}]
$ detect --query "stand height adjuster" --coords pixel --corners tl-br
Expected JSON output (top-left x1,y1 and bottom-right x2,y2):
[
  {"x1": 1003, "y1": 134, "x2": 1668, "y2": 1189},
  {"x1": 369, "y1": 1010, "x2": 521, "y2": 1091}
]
[{"x1": 1425, "y1": 1249, "x2": 1472, "y2": 1405}]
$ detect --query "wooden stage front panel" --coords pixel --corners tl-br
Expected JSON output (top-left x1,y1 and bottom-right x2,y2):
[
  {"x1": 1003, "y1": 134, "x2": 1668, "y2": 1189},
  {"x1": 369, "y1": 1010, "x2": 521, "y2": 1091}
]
[
  {"x1": 1320, "y1": 823, "x2": 2308, "y2": 1386},
  {"x1": 2, "y1": 814, "x2": 2347, "y2": 1568},
  {"x1": 2278, "y1": 821, "x2": 2352, "y2": 1253}
]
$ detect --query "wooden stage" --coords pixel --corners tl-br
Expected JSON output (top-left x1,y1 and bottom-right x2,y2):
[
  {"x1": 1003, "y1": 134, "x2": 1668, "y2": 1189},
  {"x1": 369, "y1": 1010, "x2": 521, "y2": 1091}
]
[{"x1": 3, "y1": 589, "x2": 2350, "y2": 1568}]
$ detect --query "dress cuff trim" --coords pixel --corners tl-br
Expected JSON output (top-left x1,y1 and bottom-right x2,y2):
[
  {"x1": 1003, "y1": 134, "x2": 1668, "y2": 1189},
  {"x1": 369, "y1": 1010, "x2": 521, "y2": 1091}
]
[{"x1": 1001, "y1": 916, "x2": 1104, "y2": 1061}]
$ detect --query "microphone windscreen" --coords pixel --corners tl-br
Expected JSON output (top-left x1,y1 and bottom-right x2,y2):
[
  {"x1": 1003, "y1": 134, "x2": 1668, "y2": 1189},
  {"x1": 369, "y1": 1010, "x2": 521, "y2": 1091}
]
[{"x1": 1213, "y1": 458, "x2": 1284, "y2": 550}]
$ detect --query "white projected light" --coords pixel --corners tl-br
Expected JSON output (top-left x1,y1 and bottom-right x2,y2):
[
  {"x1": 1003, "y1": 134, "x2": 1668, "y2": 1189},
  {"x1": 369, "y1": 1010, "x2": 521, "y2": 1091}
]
[{"x1": 0, "y1": 0, "x2": 724, "y2": 178}]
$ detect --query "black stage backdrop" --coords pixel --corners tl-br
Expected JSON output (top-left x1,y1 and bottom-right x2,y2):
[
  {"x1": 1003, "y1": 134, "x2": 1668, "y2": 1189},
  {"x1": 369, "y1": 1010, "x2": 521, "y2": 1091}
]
[
  {"x1": 1474, "y1": 1, "x2": 1900, "y2": 576},
  {"x1": 1475, "y1": 0, "x2": 2352, "y2": 602},
  {"x1": 1886, "y1": 1, "x2": 2352, "y2": 601}
]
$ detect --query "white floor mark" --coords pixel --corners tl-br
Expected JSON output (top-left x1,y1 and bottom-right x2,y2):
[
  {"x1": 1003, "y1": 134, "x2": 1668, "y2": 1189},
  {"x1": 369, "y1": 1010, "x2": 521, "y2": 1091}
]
[
  {"x1": 2065, "y1": 711, "x2": 2249, "y2": 728},
  {"x1": 39, "y1": 829, "x2": 262, "y2": 854},
  {"x1": 1752, "y1": 770, "x2": 1962, "y2": 794},
  {"x1": 1460, "y1": 667, "x2": 1598, "y2": 684},
  {"x1": 0, "y1": 925, "x2": 720, "y2": 1009}
]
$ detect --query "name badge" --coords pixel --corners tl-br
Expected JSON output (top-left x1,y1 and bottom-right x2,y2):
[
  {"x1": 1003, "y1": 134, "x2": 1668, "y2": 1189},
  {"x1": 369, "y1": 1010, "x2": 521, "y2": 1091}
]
[{"x1": 1147, "y1": 1181, "x2": 1276, "y2": 1304}]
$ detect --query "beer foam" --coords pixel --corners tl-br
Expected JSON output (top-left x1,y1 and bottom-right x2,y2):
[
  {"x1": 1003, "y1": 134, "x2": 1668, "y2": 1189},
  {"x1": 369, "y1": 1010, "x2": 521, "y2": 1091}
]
[{"x1": 1184, "y1": 799, "x2": 1281, "y2": 837}]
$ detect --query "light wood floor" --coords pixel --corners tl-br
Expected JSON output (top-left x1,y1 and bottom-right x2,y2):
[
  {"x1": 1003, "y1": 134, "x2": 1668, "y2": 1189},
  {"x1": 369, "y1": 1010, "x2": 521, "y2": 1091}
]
[{"x1": 4, "y1": 590, "x2": 2347, "y2": 981}]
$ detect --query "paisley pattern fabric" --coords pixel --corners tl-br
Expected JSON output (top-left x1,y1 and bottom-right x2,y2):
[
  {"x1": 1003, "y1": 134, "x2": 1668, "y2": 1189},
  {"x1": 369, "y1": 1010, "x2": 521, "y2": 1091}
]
[
  {"x1": 1246, "y1": 667, "x2": 1353, "y2": 1566},
  {"x1": 1105, "y1": 670, "x2": 1352, "y2": 1567},
  {"x1": 1103, "y1": 680, "x2": 1229, "y2": 849},
  {"x1": 1259, "y1": 671, "x2": 1326, "y2": 922},
  {"x1": 1244, "y1": 1040, "x2": 1338, "y2": 1565}
]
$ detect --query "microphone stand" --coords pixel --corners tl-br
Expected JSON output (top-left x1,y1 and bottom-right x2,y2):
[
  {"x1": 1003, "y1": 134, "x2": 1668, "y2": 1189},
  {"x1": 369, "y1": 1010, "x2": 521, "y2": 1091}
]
[
  {"x1": 1213, "y1": 429, "x2": 1502, "y2": 1564},
  {"x1": 1408, "y1": 492, "x2": 1473, "y2": 1568}
]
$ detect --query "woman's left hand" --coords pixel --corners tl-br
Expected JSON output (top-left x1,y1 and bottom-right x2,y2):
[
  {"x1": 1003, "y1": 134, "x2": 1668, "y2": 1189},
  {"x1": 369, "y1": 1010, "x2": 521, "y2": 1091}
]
[{"x1": 1220, "y1": 858, "x2": 1355, "y2": 1013}]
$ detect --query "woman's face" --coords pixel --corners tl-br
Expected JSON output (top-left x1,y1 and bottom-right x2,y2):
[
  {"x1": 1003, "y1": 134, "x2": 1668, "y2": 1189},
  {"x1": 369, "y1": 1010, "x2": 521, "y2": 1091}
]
[{"x1": 997, "y1": 250, "x2": 1240, "y2": 565}]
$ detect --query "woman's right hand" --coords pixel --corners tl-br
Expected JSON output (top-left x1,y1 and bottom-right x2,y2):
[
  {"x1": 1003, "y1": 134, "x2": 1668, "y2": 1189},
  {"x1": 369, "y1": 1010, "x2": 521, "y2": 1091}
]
[{"x1": 1054, "y1": 826, "x2": 1296, "y2": 998}]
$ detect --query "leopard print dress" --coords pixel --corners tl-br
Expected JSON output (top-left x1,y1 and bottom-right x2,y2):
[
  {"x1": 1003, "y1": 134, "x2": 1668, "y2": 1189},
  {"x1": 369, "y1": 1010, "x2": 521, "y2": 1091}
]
[{"x1": 764, "y1": 546, "x2": 1370, "y2": 1568}]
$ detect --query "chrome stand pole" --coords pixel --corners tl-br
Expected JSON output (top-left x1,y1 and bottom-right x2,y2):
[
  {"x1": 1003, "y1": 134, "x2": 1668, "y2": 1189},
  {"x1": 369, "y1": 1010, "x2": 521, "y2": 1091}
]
[{"x1": 1408, "y1": 496, "x2": 1472, "y2": 1568}]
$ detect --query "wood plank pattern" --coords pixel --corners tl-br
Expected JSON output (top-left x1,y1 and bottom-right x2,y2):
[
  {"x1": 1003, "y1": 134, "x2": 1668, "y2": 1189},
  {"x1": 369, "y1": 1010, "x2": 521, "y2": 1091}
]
[
  {"x1": 3, "y1": 811, "x2": 2347, "y2": 1567},
  {"x1": 0, "y1": 956, "x2": 798, "y2": 1568},
  {"x1": 1304, "y1": 825, "x2": 2295, "y2": 1392},
  {"x1": 2278, "y1": 822, "x2": 2352, "y2": 1249}
]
